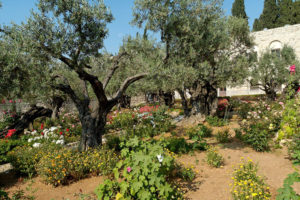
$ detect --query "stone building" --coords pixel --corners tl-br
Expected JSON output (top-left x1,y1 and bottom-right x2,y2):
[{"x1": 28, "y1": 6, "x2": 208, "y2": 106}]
[{"x1": 218, "y1": 23, "x2": 300, "y2": 97}]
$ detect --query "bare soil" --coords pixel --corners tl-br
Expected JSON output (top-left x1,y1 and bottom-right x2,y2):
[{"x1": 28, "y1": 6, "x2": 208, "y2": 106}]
[{"x1": 3, "y1": 121, "x2": 300, "y2": 200}]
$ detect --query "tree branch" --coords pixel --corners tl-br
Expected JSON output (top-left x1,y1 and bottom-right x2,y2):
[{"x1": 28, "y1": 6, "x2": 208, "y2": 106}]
[
  {"x1": 75, "y1": 67, "x2": 108, "y2": 105},
  {"x1": 103, "y1": 52, "x2": 127, "y2": 89},
  {"x1": 109, "y1": 73, "x2": 148, "y2": 105}
]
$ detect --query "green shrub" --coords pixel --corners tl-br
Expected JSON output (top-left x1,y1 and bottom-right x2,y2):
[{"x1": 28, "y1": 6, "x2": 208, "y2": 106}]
[
  {"x1": 206, "y1": 147, "x2": 224, "y2": 168},
  {"x1": 234, "y1": 128, "x2": 243, "y2": 140},
  {"x1": 8, "y1": 144, "x2": 60, "y2": 176},
  {"x1": 276, "y1": 172, "x2": 300, "y2": 200},
  {"x1": 36, "y1": 147, "x2": 119, "y2": 186},
  {"x1": 0, "y1": 139, "x2": 25, "y2": 164},
  {"x1": 277, "y1": 98, "x2": 300, "y2": 140},
  {"x1": 176, "y1": 165, "x2": 196, "y2": 181},
  {"x1": 163, "y1": 137, "x2": 207, "y2": 154},
  {"x1": 187, "y1": 124, "x2": 212, "y2": 141},
  {"x1": 95, "y1": 137, "x2": 184, "y2": 200},
  {"x1": 242, "y1": 123, "x2": 270, "y2": 152},
  {"x1": 216, "y1": 129, "x2": 231, "y2": 143},
  {"x1": 231, "y1": 159, "x2": 271, "y2": 200},
  {"x1": 206, "y1": 116, "x2": 227, "y2": 127},
  {"x1": 106, "y1": 135, "x2": 122, "y2": 152},
  {"x1": 288, "y1": 132, "x2": 300, "y2": 165}
]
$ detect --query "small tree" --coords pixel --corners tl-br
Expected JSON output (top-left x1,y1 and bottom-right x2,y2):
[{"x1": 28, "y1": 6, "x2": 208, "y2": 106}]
[
  {"x1": 250, "y1": 46, "x2": 300, "y2": 100},
  {"x1": 10, "y1": 0, "x2": 148, "y2": 150}
]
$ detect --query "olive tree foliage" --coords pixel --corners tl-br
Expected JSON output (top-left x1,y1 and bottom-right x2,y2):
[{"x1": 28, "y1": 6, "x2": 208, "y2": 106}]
[
  {"x1": 133, "y1": 0, "x2": 253, "y2": 116},
  {"x1": 90, "y1": 35, "x2": 164, "y2": 98},
  {"x1": 250, "y1": 46, "x2": 300, "y2": 100},
  {"x1": 10, "y1": 0, "x2": 148, "y2": 150},
  {"x1": 0, "y1": 27, "x2": 55, "y2": 104}
]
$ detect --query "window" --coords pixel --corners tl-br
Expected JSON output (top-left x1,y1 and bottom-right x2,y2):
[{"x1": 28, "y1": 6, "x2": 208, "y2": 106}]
[{"x1": 271, "y1": 49, "x2": 281, "y2": 57}]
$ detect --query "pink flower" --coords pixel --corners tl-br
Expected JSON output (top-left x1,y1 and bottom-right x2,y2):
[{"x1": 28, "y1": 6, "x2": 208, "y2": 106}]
[
  {"x1": 127, "y1": 167, "x2": 132, "y2": 173},
  {"x1": 72, "y1": 124, "x2": 75, "y2": 128},
  {"x1": 9, "y1": 100, "x2": 13, "y2": 103},
  {"x1": 279, "y1": 102, "x2": 284, "y2": 105}
]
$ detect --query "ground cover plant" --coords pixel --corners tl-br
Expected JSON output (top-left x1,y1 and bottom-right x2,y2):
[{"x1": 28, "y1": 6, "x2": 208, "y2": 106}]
[
  {"x1": 231, "y1": 159, "x2": 271, "y2": 200},
  {"x1": 276, "y1": 172, "x2": 300, "y2": 200},
  {"x1": 206, "y1": 146, "x2": 224, "y2": 168},
  {"x1": 95, "y1": 137, "x2": 186, "y2": 200}
]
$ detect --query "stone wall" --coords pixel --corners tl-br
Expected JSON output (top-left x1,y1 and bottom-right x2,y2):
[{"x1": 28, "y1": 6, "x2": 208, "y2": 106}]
[{"x1": 251, "y1": 24, "x2": 300, "y2": 58}]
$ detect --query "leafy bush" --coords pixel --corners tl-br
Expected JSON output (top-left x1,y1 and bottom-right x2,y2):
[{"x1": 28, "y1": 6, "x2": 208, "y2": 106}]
[
  {"x1": 288, "y1": 132, "x2": 300, "y2": 165},
  {"x1": 187, "y1": 124, "x2": 212, "y2": 141},
  {"x1": 206, "y1": 116, "x2": 227, "y2": 127},
  {"x1": 8, "y1": 144, "x2": 61, "y2": 176},
  {"x1": 206, "y1": 147, "x2": 224, "y2": 168},
  {"x1": 216, "y1": 129, "x2": 231, "y2": 143},
  {"x1": 95, "y1": 138, "x2": 184, "y2": 200},
  {"x1": 278, "y1": 98, "x2": 300, "y2": 140},
  {"x1": 234, "y1": 128, "x2": 243, "y2": 140},
  {"x1": 231, "y1": 159, "x2": 271, "y2": 200},
  {"x1": 0, "y1": 139, "x2": 25, "y2": 164},
  {"x1": 163, "y1": 137, "x2": 207, "y2": 154},
  {"x1": 276, "y1": 172, "x2": 300, "y2": 200},
  {"x1": 36, "y1": 147, "x2": 119, "y2": 186},
  {"x1": 176, "y1": 165, "x2": 196, "y2": 181},
  {"x1": 242, "y1": 123, "x2": 271, "y2": 152}
]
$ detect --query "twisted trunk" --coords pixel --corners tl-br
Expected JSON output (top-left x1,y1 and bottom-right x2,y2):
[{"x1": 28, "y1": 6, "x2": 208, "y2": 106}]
[
  {"x1": 190, "y1": 82, "x2": 218, "y2": 116},
  {"x1": 265, "y1": 88, "x2": 277, "y2": 101},
  {"x1": 0, "y1": 105, "x2": 52, "y2": 137},
  {"x1": 177, "y1": 89, "x2": 190, "y2": 116},
  {"x1": 79, "y1": 110, "x2": 108, "y2": 151}
]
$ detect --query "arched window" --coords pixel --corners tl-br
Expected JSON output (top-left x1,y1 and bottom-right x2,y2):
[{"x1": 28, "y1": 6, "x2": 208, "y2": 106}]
[{"x1": 269, "y1": 41, "x2": 282, "y2": 57}]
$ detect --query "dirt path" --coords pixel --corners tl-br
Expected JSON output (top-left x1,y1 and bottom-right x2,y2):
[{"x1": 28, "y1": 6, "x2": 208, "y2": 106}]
[
  {"x1": 178, "y1": 142, "x2": 300, "y2": 200},
  {"x1": 4, "y1": 176, "x2": 102, "y2": 200}
]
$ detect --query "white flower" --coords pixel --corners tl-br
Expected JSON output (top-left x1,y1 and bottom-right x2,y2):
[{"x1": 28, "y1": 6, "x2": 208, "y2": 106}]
[
  {"x1": 157, "y1": 154, "x2": 164, "y2": 163},
  {"x1": 28, "y1": 138, "x2": 33, "y2": 143},
  {"x1": 33, "y1": 143, "x2": 41, "y2": 148},
  {"x1": 50, "y1": 127, "x2": 58, "y2": 132},
  {"x1": 56, "y1": 139, "x2": 64, "y2": 145},
  {"x1": 31, "y1": 130, "x2": 37, "y2": 135}
]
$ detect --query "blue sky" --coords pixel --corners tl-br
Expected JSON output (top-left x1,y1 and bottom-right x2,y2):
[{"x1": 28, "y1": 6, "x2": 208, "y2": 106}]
[{"x1": 0, "y1": 0, "x2": 264, "y2": 54}]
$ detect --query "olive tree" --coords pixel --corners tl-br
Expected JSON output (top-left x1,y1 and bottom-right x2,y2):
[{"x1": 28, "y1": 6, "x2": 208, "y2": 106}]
[
  {"x1": 11, "y1": 0, "x2": 147, "y2": 150},
  {"x1": 133, "y1": 0, "x2": 253, "y2": 116},
  {"x1": 250, "y1": 45, "x2": 300, "y2": 100}
]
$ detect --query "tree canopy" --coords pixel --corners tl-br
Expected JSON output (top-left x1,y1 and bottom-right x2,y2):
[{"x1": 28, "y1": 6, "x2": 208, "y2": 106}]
[{"x1": 231, "y1": 0, "x2": 248, "y2": 23}]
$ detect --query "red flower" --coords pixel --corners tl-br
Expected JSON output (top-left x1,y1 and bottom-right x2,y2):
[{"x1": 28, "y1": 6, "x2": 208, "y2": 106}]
[
  {"x1": 132, "y1": 114, "x2": 135, "y2": 118},
  {"x1": 1, "y1": 99, "x2": 5, "y2": 104},
  {"x1": 66, "y1": 128, "x2": 70, "y2": 132},
  {"x1": 5, "y1": 129, "x2": 16, "y2": 138},
  {"x1": 59, "y1": 131, "x2": 63, "y2": 135},
  {"x1": 9, "y1": 100, "x2": 13, "y2": 103},
  {"x1": 40, "y1": 123, "x2": 44, "y2": 130},
  {"x1": 41, "y1": 132, "x2": 44, "y2": 136}
]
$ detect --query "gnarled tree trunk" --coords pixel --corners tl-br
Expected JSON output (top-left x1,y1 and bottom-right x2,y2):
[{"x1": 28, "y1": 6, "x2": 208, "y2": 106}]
[
  {"x1": 177, "y1": 88, "x2": 190, "y2": 116},
  {"x1": 189, "y1": 82, "x2": 218, "y2": 116},
  {"x1": 50, "y1": 96, "x2": 64, "y2": 120},
  {"x1": 0, "y1": 105, "x2": 52, "y2": 137},
  {"x1": 158, "y1": 90, "x2": 174, "y2": 107}
]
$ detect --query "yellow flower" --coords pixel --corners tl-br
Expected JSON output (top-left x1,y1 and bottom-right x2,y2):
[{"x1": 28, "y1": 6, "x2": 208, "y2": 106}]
[
  {"x1": 116, "y1": 193, "x2": 123, "y2": 200},
  {"x1": 252, "y1": 193, "x2": 258, "y2": 197}
]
